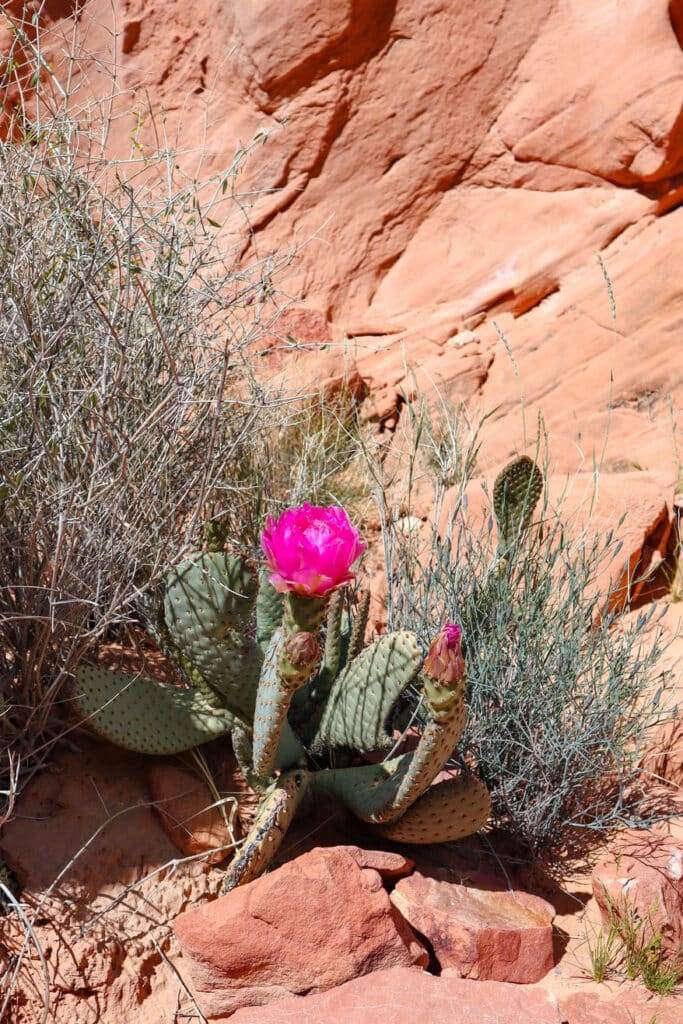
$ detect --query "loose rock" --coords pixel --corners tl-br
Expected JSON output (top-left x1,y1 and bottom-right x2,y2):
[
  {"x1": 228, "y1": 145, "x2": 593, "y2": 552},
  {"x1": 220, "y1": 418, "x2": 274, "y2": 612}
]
[
  {"x1": 173, "y1": 846, "x2": 428, "y2": 1018},
  {"x1": 390, "y1": 870, "x2": 555, "y2": 983}
]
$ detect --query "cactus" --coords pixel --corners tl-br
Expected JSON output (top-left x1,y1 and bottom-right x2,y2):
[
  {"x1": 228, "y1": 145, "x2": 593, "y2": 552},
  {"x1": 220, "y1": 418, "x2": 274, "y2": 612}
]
[
  {"x1": 72, "y1": 497, "x2": 514, "y2": 891},
  {"x1": 493, "y1": 454, "x2": 543, "y2": 556}
]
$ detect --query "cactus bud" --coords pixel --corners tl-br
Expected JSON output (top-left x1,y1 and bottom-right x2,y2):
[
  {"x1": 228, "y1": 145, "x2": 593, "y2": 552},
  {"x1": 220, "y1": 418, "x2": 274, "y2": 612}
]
[
  {"x1": 282, "y1": 631, "x2": 320, "y2": 669},
  {"x1": 423, "y1": 622, "x2": 465, "y2": 686},
  {"x1": 277, "y1": 630, "x2": 321, "y2": 690}
]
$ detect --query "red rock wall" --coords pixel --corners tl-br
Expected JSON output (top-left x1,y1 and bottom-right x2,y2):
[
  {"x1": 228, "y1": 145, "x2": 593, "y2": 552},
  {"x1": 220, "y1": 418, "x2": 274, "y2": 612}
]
[{"x1": 3, "y1": 0, "x2": 683, "y2": 471}]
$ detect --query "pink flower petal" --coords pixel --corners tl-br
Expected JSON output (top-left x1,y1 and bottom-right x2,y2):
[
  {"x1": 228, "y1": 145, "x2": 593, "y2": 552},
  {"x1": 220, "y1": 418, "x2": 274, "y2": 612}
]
[{"x1": 261, "y1": 503, "x2": 366, "y2": 597}]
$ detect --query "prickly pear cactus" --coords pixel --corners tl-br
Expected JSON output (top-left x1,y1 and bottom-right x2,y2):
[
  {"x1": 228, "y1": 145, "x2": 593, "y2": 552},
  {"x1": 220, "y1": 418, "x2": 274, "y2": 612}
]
[
  {"x1": 493, "y1": 454, "x2": 543, "y2": 554},
  {"x1": 73, "y1": 502, "x2": 497, "y2": 893}
]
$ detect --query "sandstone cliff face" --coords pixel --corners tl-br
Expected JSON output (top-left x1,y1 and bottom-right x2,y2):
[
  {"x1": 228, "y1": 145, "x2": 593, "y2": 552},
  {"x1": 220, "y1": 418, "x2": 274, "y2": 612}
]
[{"x1": 17, "y1": 0, "x2": 679, "y2": 475}]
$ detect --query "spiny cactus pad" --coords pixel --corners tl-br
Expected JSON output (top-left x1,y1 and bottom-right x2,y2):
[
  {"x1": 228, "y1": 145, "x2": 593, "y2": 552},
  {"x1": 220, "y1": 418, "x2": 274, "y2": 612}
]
[
  {"x1": 319, "y1": 589, "x2": 344, "y2": 683},
  {"x1": 374, "y1": 694, "x2": 468, "y2": 822},
  {"x1": 312, "y1": 755, "x2": 413, "y2": 821},
  {"x1": 164, "y1": 552, "x2": 262, "y2": 719},
  {"x1": 73, "y1": 666, "x2": 238, "y2": 754},
  {"x1": 252, "y1": 628, "x2": 317, "y2": 776},
  {"x1": 493, "y1": 455, "x2": 543, "y2": 551},
  {"x1": 165, "y1": 551, "x2": 257, "y2": 634},
  {"x1": 222, "y1": 770, "x2": 309, "y2": 892},
  {"x1": 288, "y1": 590, "x2": 344, "y2": 745},
  {"x1": 255, "y1": 568, "x2": 285, "y2": 650},
  {"x1": 313, "y1": 631, "x2": 422, "y2": 753},
  {"x1": 371, "y1": 773, "x2": 492, "y2": 843},
  {"x1": 346, "y1": 589, "x2": 370, "y2": 663}
]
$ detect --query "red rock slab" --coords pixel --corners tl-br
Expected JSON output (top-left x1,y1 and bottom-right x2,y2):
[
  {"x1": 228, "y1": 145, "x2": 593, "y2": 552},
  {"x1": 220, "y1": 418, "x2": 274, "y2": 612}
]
[
  {"x1": 337, "y1": 845, "x2": 414, "y2": 878},
  {"x1": 592, "y1": 829, "x2": 683, "y2": 954},
  {"x1": 497, "y1": 0, "x2": 683, "y2": 185},
  {"x1": 559, "y1": 988, "x2": 683, "y2": 1024},
  {"x1": 224, "y1": 966, "x2": 561, "y2": 1024},
  {"x1": 173, "y1": 846, "x2": 428, "y2": 1019},
  {"x1": 390, "y1": 870, "x2": 555, "y2": 983}
]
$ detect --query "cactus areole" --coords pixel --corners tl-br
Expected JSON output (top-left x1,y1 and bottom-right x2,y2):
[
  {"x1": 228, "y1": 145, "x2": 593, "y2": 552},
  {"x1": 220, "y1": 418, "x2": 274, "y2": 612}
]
[{"x1": 72, "y1": 494, "x2": 515, "y2": 891}]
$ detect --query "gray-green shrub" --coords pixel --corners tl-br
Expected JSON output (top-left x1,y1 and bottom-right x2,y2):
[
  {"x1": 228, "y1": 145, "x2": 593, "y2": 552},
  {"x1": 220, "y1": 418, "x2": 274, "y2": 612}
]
[
  {"x1": 379, "y1": 406, "x2": 676, "y2": 854},
  {"x1": 0, "y1": 102, "x2": 299, "y2": 811}
]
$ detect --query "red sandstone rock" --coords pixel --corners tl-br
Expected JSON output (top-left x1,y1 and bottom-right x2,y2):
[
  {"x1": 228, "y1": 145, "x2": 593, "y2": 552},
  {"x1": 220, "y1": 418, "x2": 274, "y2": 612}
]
[
  {"x1": 592, "y1": 830, "x2": 683, "y2": 955},
  {"x1": 338, "y1": 845, "x2": 414, "y2": 878},
  {"x1": 0, "y1": 737, "x2": 216, "y2": 1024},
  {"x1": 559, "y1": 988, "x2": 683, "y2": 1024},
  {"x1": 172, "y1": 846, "x2": 428, "y2": 1018},
  {"x1": 497, "y1": 1, "x2": 683, "y2": 186},
  {"x1": 256, "y1": 305, "x2": 333, "y2": 371},
  {"x1": 224, "y1": 966, "x2": 561, "y2": 1024},
  {"x1": 474, "y1": 207, "x2": 683, "y2": 477},
  {"x1": 367, "y1": 186, "x2": 652, "y2": 327},
  {"x1": 390, "y1": 870, "x2": 555, "y2": 983},
  {"x1": 147, "y1": 760, "x2": 239, "y2": 864},
  {"x1": 29, "y1": 1, "x2": 683, "y2": 487}
]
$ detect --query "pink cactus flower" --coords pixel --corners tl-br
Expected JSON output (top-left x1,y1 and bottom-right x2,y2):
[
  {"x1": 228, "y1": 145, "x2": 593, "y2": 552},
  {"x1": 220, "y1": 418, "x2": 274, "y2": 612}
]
[
  {"x1": 261, "y1": 502, "x2": 367, "y2": 597},
  {"x1": 423, "y1": 622, "x2": 465, "y2": 685}
]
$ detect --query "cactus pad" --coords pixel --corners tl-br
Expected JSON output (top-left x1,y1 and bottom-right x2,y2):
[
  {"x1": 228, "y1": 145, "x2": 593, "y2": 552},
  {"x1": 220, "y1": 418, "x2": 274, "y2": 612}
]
[
  {"x1": 73, "y1": 666, "x2": 238, "y2": 754},
  {"x1": 346, "y1": 589, "x2": 370, "y2": 663},
  {"x1": 165, "y1": 551, "x2": 257, "y2": 634},
  {"x1": 312, "y1": 755, "x2": 413, "y2": 821},
  {"x1": 371, "y1": 773, "x2": 491, "y2": 843},
  {"x1": 255, "y1": 567, "x2": 285, "y2": 650},
  {"x1": 370, "y1": 691, "x2": 468, "y2": 822},
  {"x1": 493, "y1": 455, "x2": 543, "y2": 551},
  {"x1": 252, "y1": 628, "x2": 316, "y2": 777},
  {"x1": 313, "y1": 631, "x2": 422, "y2": 753},
  {"x1": 164, "y1": 552, "x2": 262, "y2": 719},
  {"x1": 222, "y1": 769, "x2": 309, "y2": 892}
]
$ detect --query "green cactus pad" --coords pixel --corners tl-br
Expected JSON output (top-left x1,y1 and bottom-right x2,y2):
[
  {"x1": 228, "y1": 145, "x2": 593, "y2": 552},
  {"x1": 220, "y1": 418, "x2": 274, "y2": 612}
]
[
  {"x1": 252, "y1": 629, "x2": 315, "y2": 777},
  {"x1": 165, "y1": 551, "x2": 257, "y2": 634},
  {"x1": 255, "y1": 567, "x2": 284, "y2": 650},
  {"x1": 319, "y1": 589, "x2": 344, "y2": 683},
  {"x1": 270, "y1": 718, "x2": 308, "y2": 770},
  {"x1": 73, "y1": 666, "x2": 238, "y2": 754},
  {"x1": 222, "y1": 769, "x2": 310, "y2": 892},
  {"x1": 346, "y1": 589, "x2": 370, "y2": 663},
  {"x1": 312, "y1": 631, "x2": 422, "y2": 754},
  {"x1": 288, "y1": 590, "x2": 344, "y2": 745},
  {"x1": 371, "y1": 688, "x2": 468, "y2": 822},
  {"x1": 493, "y1": 455, "x2": 543, "y2": 551},
  {"x1": 371, "y1": 773, "x2": 491, "y2": 843},
  {"x1": 164, "y1": 552, "x2": 262, "y2": 720},
  {"x1": 311, "y1": 755, "x2": 413, "y2": 821}
]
